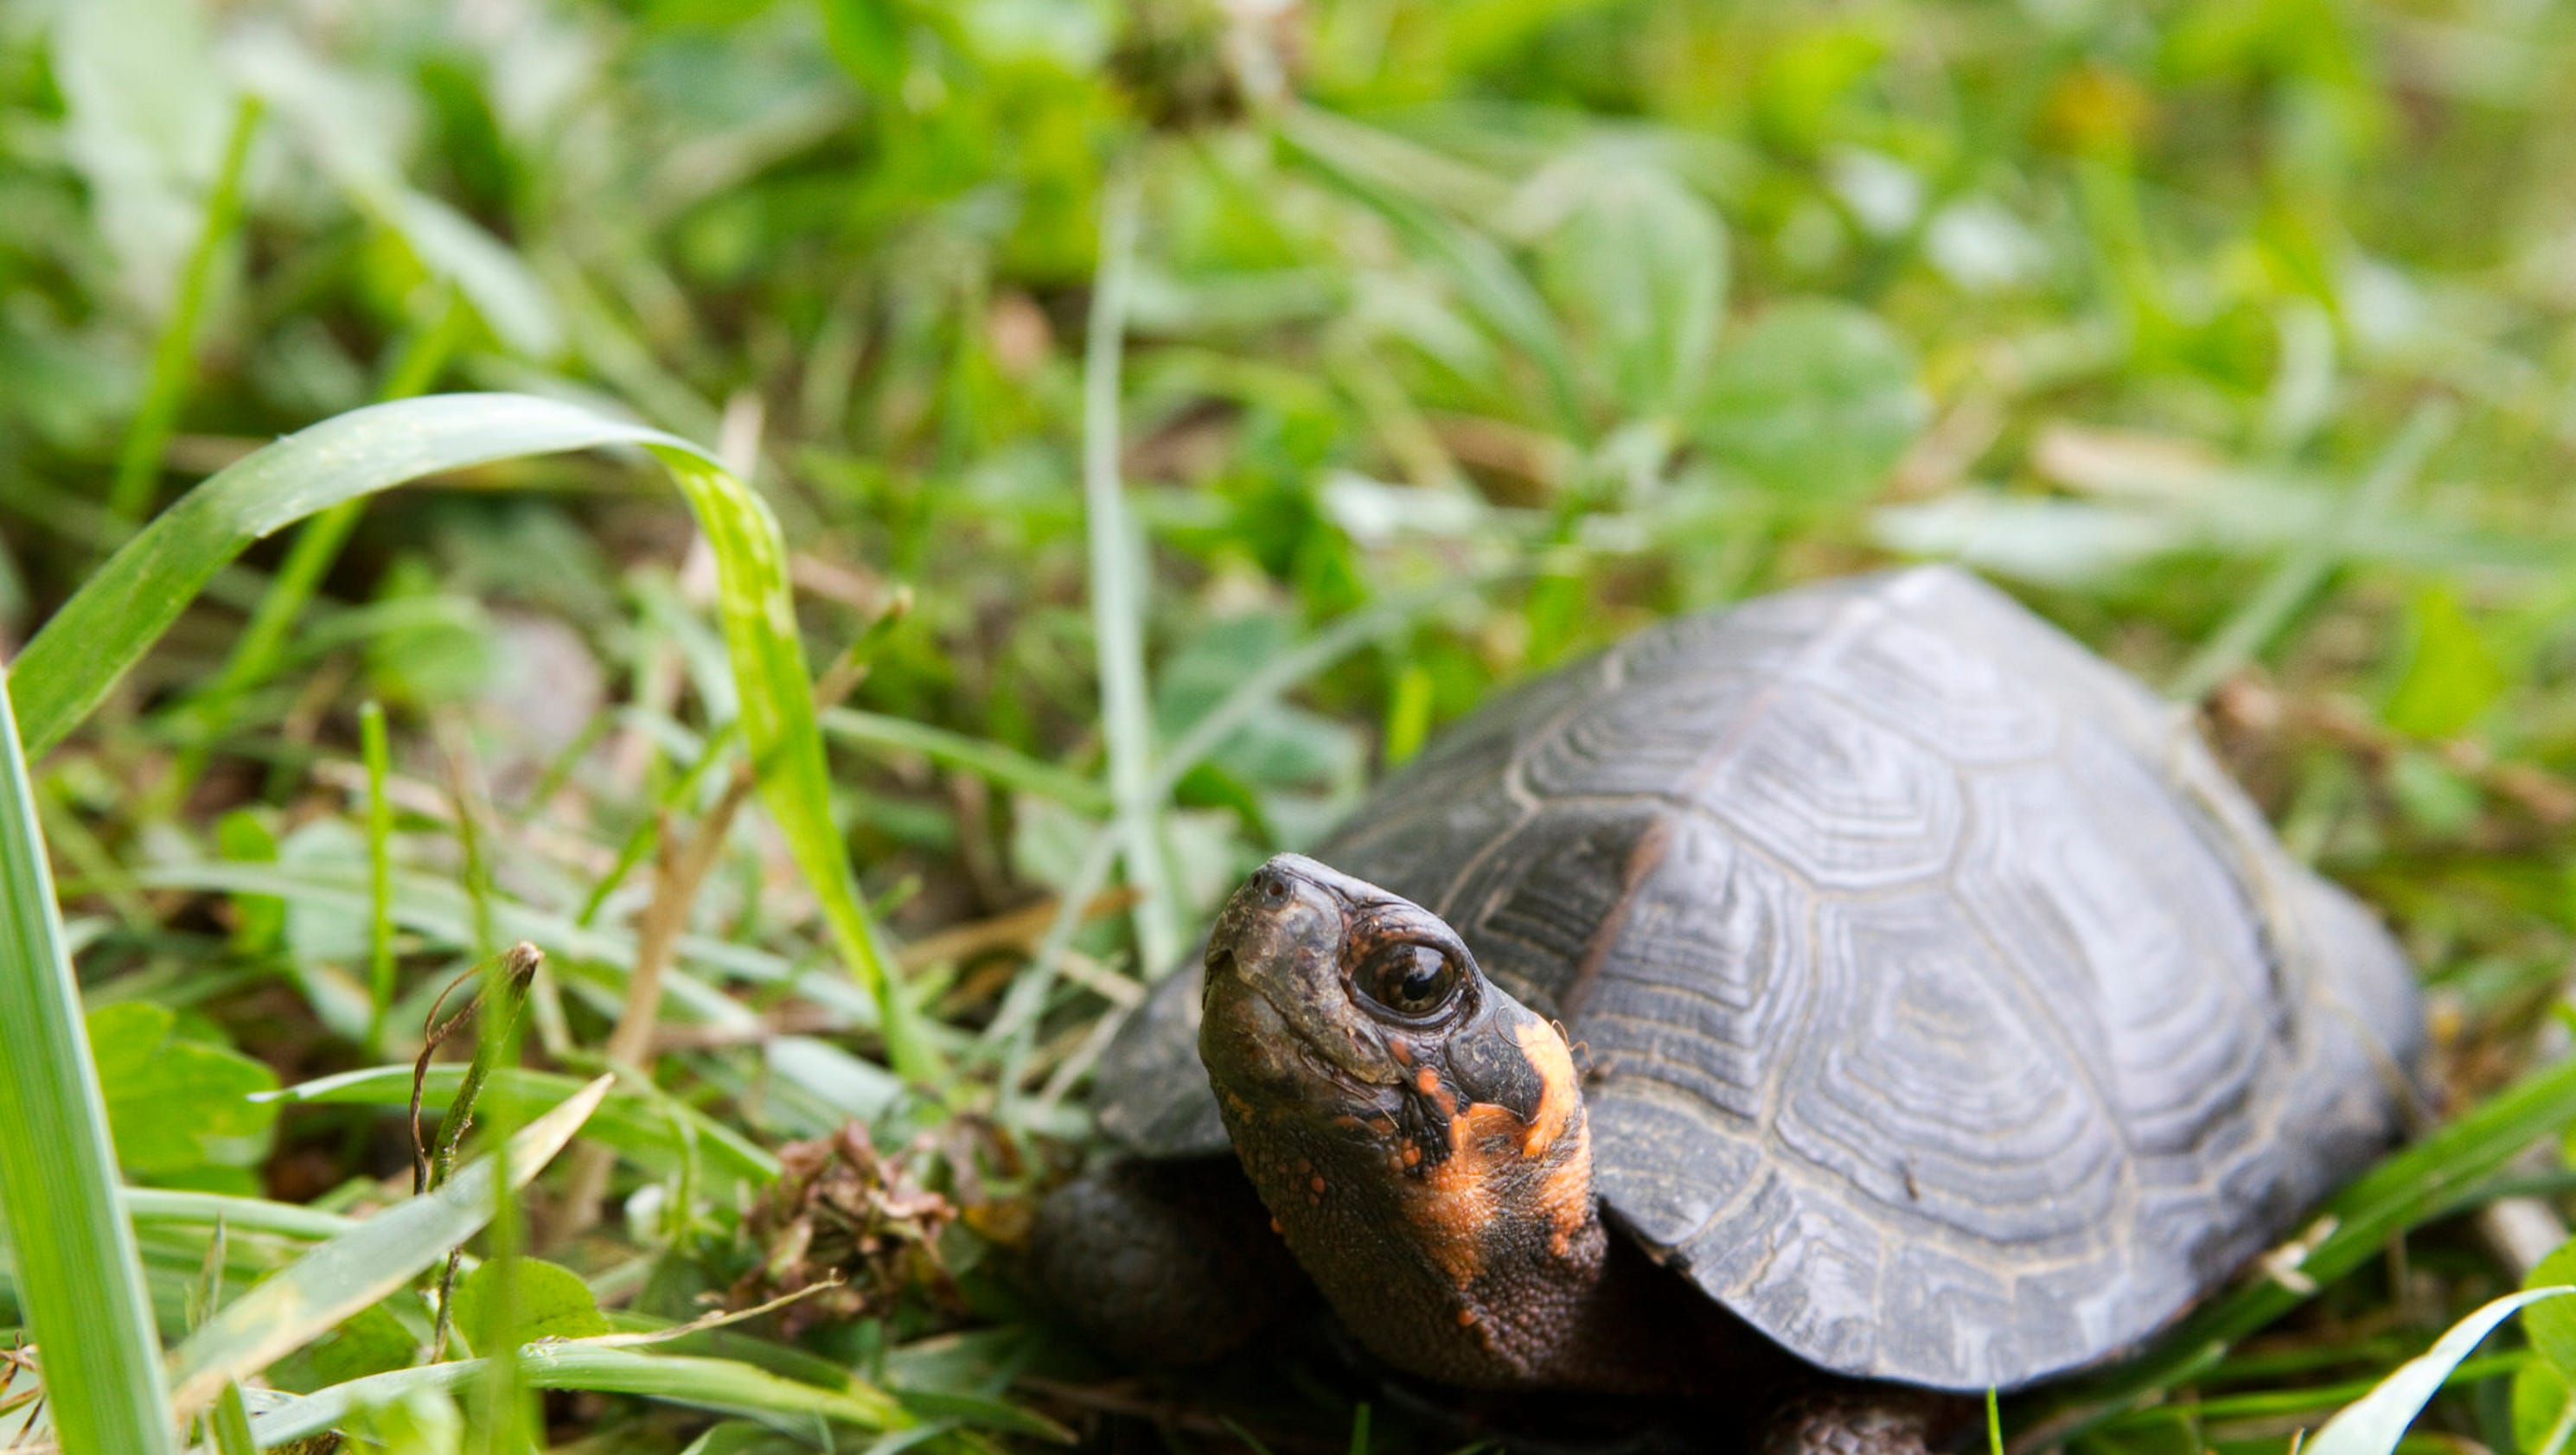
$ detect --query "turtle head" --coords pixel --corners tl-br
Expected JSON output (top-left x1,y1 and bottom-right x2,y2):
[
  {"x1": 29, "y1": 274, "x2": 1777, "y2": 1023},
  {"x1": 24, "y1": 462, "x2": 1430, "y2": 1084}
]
[
  {"x1": 1198, "y1": 853, "x2": 1611, "y2": 1387},
  {"x1": 1199, "y1": 854, "x2": 1576, "y2": 1142},
  {"x1": 1202, "y1": 854, "x2": 1481, "y2": 1099}
]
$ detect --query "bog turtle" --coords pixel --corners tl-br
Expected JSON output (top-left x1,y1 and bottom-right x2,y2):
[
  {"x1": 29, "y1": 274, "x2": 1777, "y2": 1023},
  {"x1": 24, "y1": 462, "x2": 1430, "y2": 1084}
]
[{"x1": 1035, "y1": 565, "x2": 2422, "y2": 1451}]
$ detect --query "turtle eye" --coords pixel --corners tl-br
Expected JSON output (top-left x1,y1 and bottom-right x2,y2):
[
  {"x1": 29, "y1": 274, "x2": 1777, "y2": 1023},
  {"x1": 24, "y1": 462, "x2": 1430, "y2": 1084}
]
[{"x1": 1362, "y1": 944, "x2": 1460, "y2": 1017}]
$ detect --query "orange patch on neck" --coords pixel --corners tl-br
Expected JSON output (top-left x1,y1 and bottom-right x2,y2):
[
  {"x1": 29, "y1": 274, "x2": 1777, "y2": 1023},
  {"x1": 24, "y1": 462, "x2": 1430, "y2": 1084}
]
[
  {"x1": 1397, "y1": 1021, "x2": 1597, "y2": 1288},
  {"x1": 1407, "y1": 1101, "x2": 1519, "y2": 1286}
]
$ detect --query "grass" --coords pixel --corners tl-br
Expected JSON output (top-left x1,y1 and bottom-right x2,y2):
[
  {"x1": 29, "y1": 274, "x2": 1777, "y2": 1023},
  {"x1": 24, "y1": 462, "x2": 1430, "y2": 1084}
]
[
  {"x1": 3, "y1": 0, "x2": 2576, "y2": 1452},
  {"x1": 0, "y1": 674, "x2": 173, "y2": 1454}
]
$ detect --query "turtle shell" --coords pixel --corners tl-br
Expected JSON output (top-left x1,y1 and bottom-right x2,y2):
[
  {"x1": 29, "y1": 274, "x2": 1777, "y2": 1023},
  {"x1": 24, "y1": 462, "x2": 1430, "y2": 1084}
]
[{"x1": 1093, "y1": 565, "x2": 2422, "y2": 1392}]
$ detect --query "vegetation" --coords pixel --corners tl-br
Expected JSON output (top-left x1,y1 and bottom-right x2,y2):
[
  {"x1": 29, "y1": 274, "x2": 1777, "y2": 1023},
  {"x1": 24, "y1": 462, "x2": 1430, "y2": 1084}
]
[{"x1": 3, "y1": 0, "x2": 2575, "y2": 1451}]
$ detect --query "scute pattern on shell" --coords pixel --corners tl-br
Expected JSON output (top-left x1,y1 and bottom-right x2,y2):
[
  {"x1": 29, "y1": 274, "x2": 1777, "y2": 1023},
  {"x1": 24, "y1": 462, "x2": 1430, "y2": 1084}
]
[{"x1": 1091, "y1": 565, "x2": 2422, "y2": 1391}]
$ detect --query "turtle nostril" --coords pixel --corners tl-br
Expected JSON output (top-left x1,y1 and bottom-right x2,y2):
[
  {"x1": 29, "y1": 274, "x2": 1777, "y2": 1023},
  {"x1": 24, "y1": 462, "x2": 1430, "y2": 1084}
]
[{"x1": 1256, "y1": 869, "x2": 1289, "y2": 903}]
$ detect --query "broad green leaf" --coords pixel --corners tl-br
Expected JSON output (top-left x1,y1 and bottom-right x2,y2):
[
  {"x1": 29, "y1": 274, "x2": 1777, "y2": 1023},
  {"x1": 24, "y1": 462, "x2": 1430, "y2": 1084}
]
[
  {"x1": 86, "y1": 1001, "x2": 279, "y2": 1176},
  {"x1": 678, "y1": 1423, "x2": 806, "y2": 1455},
  {"x1": 342, "y1": 1384, "x2": 466, "y2": 1455},
  {"x1": 165, "y1": 1074, "x2": 612, "y2": 1414},
  {"x1": 245, "y1": 1344, "x2": 902, "y2": 1446},
  {"x1": 2511, "y1": 1359, "x2": 2575, "y2": 1455},
  {"x1": 1535, "y1": 159, "x2": 1728, "y2": 418},
  {"x1": 2383, "y1": 582, "x2": 2508, "y2": 738},
  {"x1": 451, "y1": 1258, "x2": 612, "y2": 1352},
  {"x1": 265, "y1": 1304, "x2": 419, "y2": 1394},
  {"x1": 212, "y1": 809, "x2": 284, "y2": 952},
  {"x1": 1697, "y1": 297, "x2": 1926, "y2": 499},
  {"x1": 2306, "y1": 1286, "x2": 2573, "y2": 1455},
  {"x1": 0, "y1": 675, "x2": 176, "y2": 1454},
  {"x1": 1154, "y1": 613, "x2": 1365, "y2": 793},
  {"x1": 2529, "y1": 1241, "x2": 2576, "y2": 1375},
  {"x1": 7, "y1": 392, "x2": 929, "y2": 1076}
]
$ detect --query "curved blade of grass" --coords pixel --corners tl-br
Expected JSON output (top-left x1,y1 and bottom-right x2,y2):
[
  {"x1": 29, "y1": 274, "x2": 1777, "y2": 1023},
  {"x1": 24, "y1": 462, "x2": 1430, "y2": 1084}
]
[
  {"x1": 2092, "y1": 1352, "x2": 2524, "y2": 1433},
  {"x1": 2015, "y1": 1051, "x2": 2576, "y2": 1450},
  {"x1": 653, "y1": 444, "x2": 936, "y2": 1079},
  {"x1": 0, "y1": 676, "x2": 177, "y2": 1453},
  {"x1": 165, "y1": 1073, "x2": 611, "y2": 1415},
  {"x1": 125, "y1": 1189, "x2": 360, "y2": 1242},
  {"x1": 258, "y1": 1063, "x2": 777, "y2": 1183},
  {"x1": 2305, "y1": 1287, "x2": 2573, "y2": 1455},
  {"x1": 9, "y1": 392, "x2": 929, "y2": 1077},
  {"x1": 237, "y1": 1344, "x2": 901, "y2": 1448}
]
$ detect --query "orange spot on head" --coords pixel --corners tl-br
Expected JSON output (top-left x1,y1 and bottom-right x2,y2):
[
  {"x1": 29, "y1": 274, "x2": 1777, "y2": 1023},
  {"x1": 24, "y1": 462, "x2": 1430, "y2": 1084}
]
[
  {"x1": 1309, "y1": 1174, "x2": 1326, "y2": 1195},
  {"x1": 1402, "y1": 1144, "x2": 1421, "y2": 1167},
  {"x1": 1513, "y1": 1018, "x2": 1581, "y2": 1160},
  {"x1": 1415, "y1": 1066, "x2": 1439, "y2": 1094},
  {"x1": 1387, "y1": 1035, "x2": 1412, "y2": 1065},
  {"x1": 1455, "y1": 1306, "x2": 1478, "y2": 1327},
  {"x1": 1269, "y1": 1216, "x2": 1283, "y2": 1235}
]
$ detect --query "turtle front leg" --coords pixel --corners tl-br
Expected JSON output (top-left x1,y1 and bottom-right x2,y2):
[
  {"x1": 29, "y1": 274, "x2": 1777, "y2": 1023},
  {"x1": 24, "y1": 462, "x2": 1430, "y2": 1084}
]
[
  {"x1": 1030, "y1": 1156, "x2": 1310, "y2": 1368},
  {"x1": 1759, "y1": 1386, "x2": 1971, "y2": 1455}
]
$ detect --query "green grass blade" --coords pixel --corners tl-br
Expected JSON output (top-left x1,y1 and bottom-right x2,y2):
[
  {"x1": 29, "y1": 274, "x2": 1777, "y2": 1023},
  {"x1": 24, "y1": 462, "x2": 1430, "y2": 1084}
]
[
  {"x1": 164, "y1": 1074, "x2": 612, "y2": 1414},
  {"x1": 242, "y1": 1345, "x2": 900, "y2": 1446},
  {"x1": 820, "y1": 708, "x2": 1110, "y2": 814},
  {"x1": 259, "y1": 1062, "x2": 777, "y2": 1183},
  {"x1": 1081, "y1": 169, "x2": 1184, "y2": 976},
  {"x1": 0, "y1": 674, "x2": 178, "y2": 1452},
  {"x1": 169, "y1": 289, "x2": 466, "y2": 788},
  {"x1": 360, "y1": 699, "x2": 394, "y2": 1056},
  {"x1": 2167, "y1": 401, "x2": 2451, "y2": 700},
  {"x1": 206, "y1": 1382, "x2": 257, "y2": 1455},
  {"x1": 20, "y1": 394, "x2": 677, "y2": 757},
  {"x1": 10, "y1": 391, "x2": 930, "y2": 1077},
  {"x1": 651, "y1": 444, "x2": 935, "y2": 1080},
  {"x1": 107, "y1": 93, "x2": 262, "y2": 522},
  {"x1": 124, "y1": 1188, "x2": 360, "y2": 1242},
  {"x1": 2306, "y1": 1287, "x2": 2573, "y2": 1455}
]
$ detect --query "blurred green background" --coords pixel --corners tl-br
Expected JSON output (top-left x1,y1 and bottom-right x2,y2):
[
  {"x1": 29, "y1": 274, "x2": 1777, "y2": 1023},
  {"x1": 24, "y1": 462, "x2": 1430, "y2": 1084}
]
[{"x1": 5, "y1": 0, "x2": 2576, "y2": 1451}]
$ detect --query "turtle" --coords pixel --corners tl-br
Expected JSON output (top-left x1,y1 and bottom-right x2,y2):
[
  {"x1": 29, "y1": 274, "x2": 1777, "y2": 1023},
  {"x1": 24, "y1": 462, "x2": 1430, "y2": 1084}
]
[{"x1": 1032, "y1": 565, "x2": 2423, "y2": 1452}]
